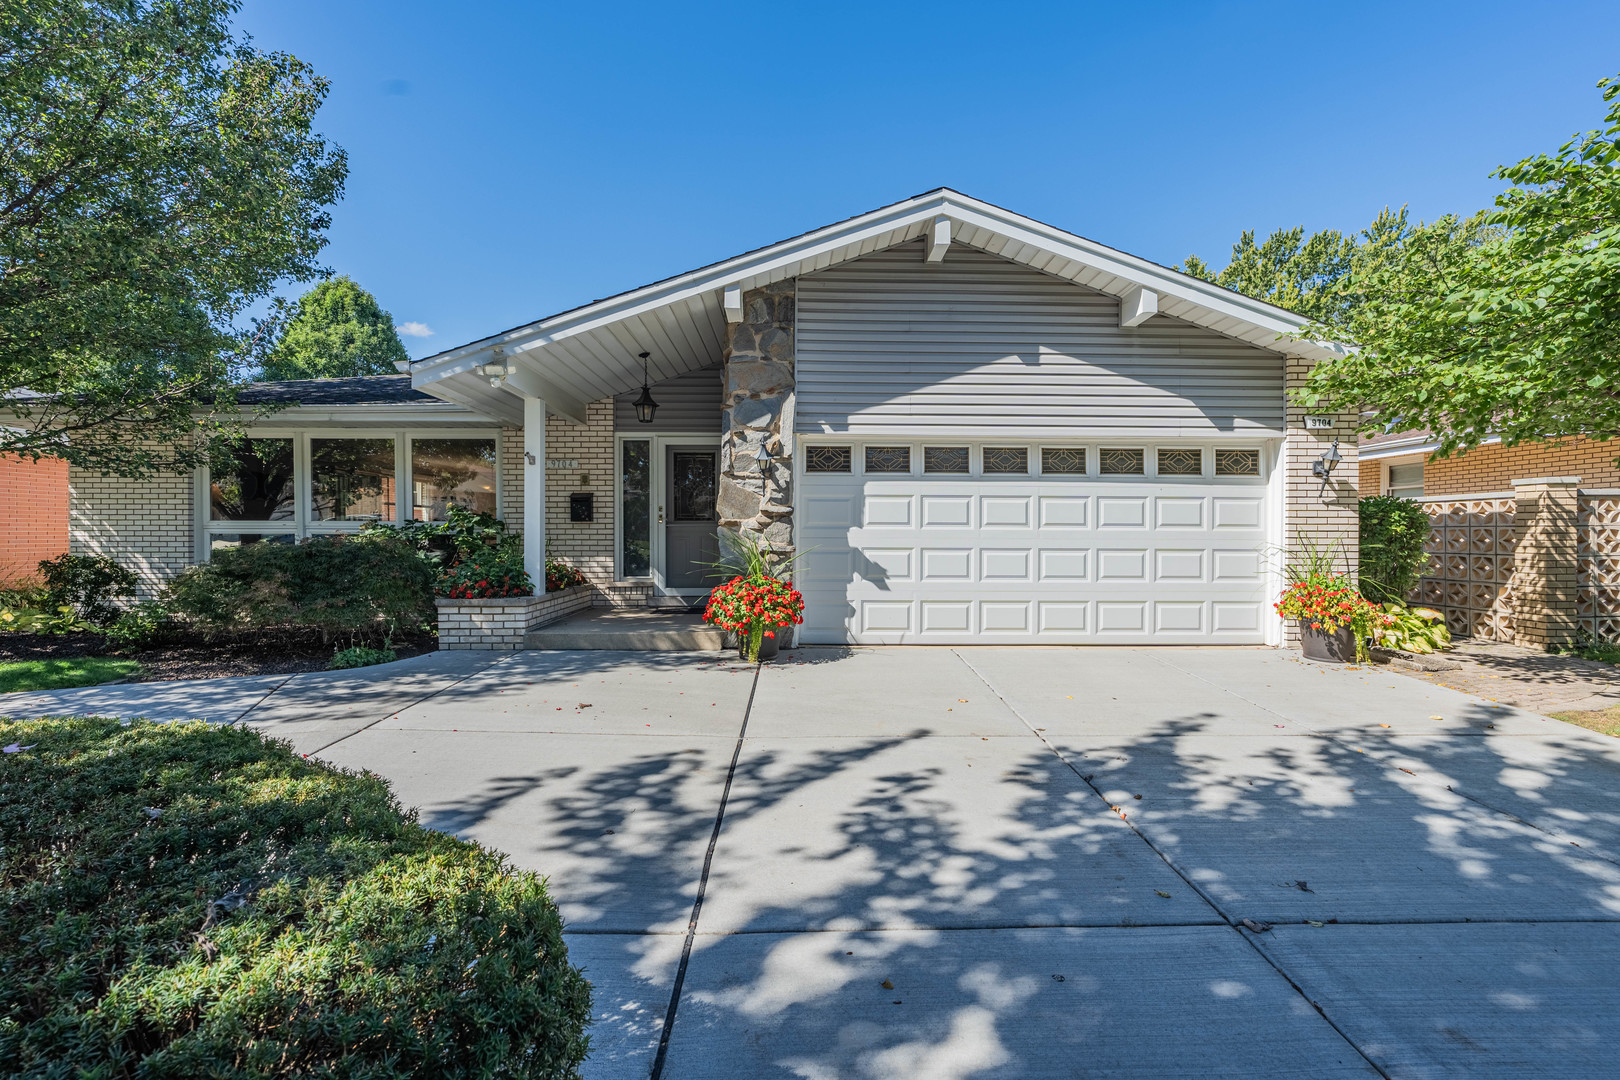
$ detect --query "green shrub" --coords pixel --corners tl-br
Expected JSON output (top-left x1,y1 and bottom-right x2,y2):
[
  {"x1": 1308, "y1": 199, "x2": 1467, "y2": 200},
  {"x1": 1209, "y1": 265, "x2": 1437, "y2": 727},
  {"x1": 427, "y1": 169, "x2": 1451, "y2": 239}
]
[
  {"x1": 362, "y1": 504, "x2": 511, "y2": 568},
  {"x1": 0, "y1": 717, "x2": 591, "y2": 1079},
  {"x1": 37, "y1": 553, "x2": 138, "y2": 625},
  {"x1": 164, "y1": 533, "x2": 435, "y2": 645},
  {"x1": 1376, "y1": 603, "x2": 1452, "y2": 654},
  {"x1": 1358, "y1": 495, "x2": 1431, "y2": 603},
  {"x1": 102, "y1": 600, "x2": 179, "y2": 651},
  {"x1": 330, "y1": 645, "x2": 398, "y2": 669}
]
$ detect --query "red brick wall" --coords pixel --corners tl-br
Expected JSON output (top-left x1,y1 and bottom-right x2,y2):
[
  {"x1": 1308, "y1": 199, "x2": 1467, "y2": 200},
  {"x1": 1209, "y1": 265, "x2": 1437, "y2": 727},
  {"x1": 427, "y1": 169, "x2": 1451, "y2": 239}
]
[
  {"x1": 1361, "y1": 436, "x2": 1620, "y2": 498},
  {"x1": 0, "y1": 454, "x2": 69, "y2": 583}
]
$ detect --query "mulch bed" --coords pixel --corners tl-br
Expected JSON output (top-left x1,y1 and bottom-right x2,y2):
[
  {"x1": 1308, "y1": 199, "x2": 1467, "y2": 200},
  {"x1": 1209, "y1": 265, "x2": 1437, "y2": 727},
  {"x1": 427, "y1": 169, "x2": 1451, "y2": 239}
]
[{"x1": 0, "y1": 631, "x2": 436, "y2": 683}]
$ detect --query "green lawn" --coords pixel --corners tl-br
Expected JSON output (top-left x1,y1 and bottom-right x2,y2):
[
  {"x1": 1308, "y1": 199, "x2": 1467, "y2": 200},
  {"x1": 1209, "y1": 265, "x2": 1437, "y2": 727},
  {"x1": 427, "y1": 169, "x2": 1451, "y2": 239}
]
[
  {"x1": 0, "y1": 658, "x2": 140, "y2": 694},
  {"x1": 1550, "y1": 705, "x2": 1620, "y2": 738}
]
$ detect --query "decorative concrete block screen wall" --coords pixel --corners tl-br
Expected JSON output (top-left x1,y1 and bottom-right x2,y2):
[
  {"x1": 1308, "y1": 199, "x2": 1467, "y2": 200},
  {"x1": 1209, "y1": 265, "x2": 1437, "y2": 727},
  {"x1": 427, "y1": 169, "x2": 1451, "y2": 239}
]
[
  {"x1": 1416, "y1": 495, "x2": 1518, "y2": 641},
  {"x1": 1415, "y1": 483, "x2": 1617, "y2": 647},
  {"x1": 1578, "y1": 491, "x2": 1620, "y2": 642}
]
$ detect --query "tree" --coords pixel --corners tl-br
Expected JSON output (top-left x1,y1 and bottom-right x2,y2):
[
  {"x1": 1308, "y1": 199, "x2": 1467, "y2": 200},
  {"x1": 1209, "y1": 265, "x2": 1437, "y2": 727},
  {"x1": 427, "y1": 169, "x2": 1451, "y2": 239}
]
[
  {"x1": 0, "y1": 0, "x2": 347, "y2": 477},
  {"x1": 1297, "y1": 72, "x2": 1620, "y2": 457},
  {"x1": 258, "y1": 276, "x2": 409, "y2": 381},
  {"x1": 1180, "y1": 224, "x2": 1360, "y2": 325}
]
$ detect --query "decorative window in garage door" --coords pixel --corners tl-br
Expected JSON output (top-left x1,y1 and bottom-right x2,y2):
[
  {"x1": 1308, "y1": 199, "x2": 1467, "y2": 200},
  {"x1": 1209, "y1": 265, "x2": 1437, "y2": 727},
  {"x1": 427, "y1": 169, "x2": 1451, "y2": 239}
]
[
  {"x1": 982, "y1": 447, "x2": 1028, "y2": 474},
  {"x1": 1040, "y1": 447, "x2": 1086, "y2": 475},
  {"x1": 1216, "y1": 449, "x2": 1261, "y2": 476},
  {"x1": 1157, "y1": 448, "x2": 1203, "y2": 476},
  {"x1": 923, "y1": 446, "x2": 969, "y2": 473},
  {"x1": 865, "y1": 446, "x2": 911, "y2": 473},
  {"x1": 806, "y1": 445, "x2": 852, "y2": 473},
  {"x1": 1099, "y1": 448, "x2": 1145, "y2": 475}
]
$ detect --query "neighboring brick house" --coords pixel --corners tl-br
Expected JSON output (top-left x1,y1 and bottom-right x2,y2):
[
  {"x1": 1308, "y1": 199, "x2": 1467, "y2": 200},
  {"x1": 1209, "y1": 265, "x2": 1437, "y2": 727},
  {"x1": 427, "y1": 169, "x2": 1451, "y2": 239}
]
[
  {"x1": 0, "y1": 454, "x2": 68, "y2": 583},
  {"x1": 1360, "y1": 430, "x2": 1618, "y2": 648}
]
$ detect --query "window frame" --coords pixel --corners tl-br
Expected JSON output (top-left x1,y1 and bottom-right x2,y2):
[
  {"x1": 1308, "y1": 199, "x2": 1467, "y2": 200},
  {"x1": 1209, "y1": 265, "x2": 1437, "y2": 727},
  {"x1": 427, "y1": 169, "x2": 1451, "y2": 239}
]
[
  {"x1": 198, "y1": 427, "x2": 502, "y2": 559},
  {"x1": 1384, "y1": 457, "x2": 1426, "y2": 499}
]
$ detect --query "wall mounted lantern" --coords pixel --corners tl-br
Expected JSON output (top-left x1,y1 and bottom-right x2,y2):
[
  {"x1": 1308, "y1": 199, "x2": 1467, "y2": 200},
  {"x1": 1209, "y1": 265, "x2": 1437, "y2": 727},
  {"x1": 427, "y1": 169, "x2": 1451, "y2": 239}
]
[
  {"x1": 632, "y1": 351, "x2": 659, "y2": 424},
  {"x1": 1312, "y1": 440, "x2": 1342, "y2": 499}
]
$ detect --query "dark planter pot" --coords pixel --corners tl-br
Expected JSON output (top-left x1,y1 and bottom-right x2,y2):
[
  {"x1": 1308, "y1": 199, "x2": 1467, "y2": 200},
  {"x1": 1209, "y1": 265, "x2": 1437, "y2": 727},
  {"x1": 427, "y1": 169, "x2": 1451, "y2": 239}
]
[
  {"x1": 738, "y1": 624, "x2": 790, "y2": 662},
  {"x1": 1300, "y1": 623, "x2": 1356, "y2": 663}
]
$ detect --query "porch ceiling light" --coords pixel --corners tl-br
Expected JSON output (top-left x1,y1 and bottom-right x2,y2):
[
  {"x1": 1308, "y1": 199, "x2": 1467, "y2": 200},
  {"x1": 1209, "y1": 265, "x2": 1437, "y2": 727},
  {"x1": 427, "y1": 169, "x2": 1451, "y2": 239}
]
[
  {"x1": 632, "y1": 351, "x2": 659, "y2": 424},
  {"x1": 475, "y1": 356, "x2": 514, "y2": 389}
]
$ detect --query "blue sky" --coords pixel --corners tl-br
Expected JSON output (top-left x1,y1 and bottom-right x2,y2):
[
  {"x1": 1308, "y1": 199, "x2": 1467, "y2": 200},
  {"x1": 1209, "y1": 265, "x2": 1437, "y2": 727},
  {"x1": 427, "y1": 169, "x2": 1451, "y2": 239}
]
[{"x1": 236, "y1": 0, "x2": 1620, "y2": 359}]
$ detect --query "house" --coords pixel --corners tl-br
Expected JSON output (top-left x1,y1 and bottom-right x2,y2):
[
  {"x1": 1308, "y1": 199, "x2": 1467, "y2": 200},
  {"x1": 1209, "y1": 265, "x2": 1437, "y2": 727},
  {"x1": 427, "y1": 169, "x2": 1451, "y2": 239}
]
[
  {"x1": 1359, "y1": 429, "x2": 1620, "y2": 647},
  {"x1": 1, "y1": 454, "x2": 68, "y2": 583},
  {"x1": 68, "y1": 189, "x2": 1367, "y2": 648}
]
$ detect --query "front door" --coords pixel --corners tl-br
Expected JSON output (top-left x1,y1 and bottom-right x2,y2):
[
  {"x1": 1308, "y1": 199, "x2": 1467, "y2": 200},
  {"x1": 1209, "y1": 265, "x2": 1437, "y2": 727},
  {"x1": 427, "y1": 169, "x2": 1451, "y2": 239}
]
[{"x1": 663, "y1": 445, "x2": 720, "y2": 591}]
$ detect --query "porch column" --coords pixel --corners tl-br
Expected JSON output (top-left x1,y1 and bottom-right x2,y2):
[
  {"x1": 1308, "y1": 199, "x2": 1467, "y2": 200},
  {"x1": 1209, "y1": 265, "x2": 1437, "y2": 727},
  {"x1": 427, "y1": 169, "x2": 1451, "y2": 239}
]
[{"x1": 523, "y1": 395, "x2": 546, "y2": 591}]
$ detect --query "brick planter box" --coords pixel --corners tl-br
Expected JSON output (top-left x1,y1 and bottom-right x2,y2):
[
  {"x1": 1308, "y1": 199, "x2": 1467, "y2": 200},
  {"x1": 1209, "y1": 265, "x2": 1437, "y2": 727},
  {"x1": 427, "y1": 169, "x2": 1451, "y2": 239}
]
[{"x1": 436, "y1": 584, "x2": 595, "y2": 650}]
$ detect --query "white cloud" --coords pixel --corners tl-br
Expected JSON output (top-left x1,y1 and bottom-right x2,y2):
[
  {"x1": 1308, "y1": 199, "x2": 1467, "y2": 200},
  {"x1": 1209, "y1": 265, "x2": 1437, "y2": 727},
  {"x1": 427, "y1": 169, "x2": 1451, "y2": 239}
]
[{"x1": 396, "y1": 321, "x2": 434, "y2": 338}]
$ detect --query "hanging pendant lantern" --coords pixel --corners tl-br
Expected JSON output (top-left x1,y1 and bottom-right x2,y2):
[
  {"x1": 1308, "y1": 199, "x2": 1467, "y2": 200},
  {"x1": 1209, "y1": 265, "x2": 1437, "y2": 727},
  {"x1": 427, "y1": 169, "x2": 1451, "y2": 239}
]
[{"x1": 633, "y1": 351, "x2": 659, "y2": 424}]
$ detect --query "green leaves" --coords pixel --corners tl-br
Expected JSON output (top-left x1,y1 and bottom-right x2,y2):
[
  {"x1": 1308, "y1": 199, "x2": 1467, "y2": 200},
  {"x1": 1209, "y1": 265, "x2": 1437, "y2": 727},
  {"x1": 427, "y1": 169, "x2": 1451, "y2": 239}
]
[
  {"x1": 1299, "y1": 72, "x2": 1620, "y2": 456},
  {"x1": 0, "y1": 0, "x2": 347, "y2": 476},
  {"x1": 258, "y1": 275, "x2": 410, "y2": 381}
]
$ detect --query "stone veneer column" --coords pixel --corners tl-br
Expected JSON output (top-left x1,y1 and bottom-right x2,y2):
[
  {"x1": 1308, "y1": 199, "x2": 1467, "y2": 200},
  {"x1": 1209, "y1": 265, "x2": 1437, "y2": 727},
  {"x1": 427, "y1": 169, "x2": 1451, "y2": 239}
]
[
  {"x1": 717, "y1": 281, "x2": 795, "y2": 550},
  {"x1": 1282, "y1": 356, "x2": 1361, "y2": 646},
  {"x1": 1510, "y1": 477, "x2": 1580, "y2": 649}
]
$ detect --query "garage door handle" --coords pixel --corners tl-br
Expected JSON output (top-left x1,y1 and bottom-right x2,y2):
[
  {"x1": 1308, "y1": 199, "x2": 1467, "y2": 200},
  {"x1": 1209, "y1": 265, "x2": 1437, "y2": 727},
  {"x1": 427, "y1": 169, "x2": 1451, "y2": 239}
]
[{"x1": 658, "y1": 505, "x2": 664, "y2": 524}]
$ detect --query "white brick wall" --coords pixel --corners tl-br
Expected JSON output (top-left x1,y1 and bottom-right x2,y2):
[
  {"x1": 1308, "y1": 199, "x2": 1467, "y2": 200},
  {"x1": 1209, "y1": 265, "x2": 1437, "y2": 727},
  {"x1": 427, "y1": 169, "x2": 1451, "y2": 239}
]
[
  {"x1": 501, "y1": 400, "x2": 617, "y2": 584},
  {"x1": 69, "y1": 453, "x2": 195, "y2": 601},
  {"x1": 435, "y1": 584, "x2": 594, "y2": 649},
  {"x1": 1282, "y1": 356, "x2": 1361, "y2": 645}
]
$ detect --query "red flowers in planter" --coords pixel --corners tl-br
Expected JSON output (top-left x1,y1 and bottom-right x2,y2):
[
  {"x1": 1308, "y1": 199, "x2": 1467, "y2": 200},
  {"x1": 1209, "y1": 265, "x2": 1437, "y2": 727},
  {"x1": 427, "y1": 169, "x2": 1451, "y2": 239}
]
[
  {"x1": 1274, "y1": 580, "x2": 1389, "y2": 634},
  {"x1": 704, "y1": 575, "x2": 804, "y2": 654}
]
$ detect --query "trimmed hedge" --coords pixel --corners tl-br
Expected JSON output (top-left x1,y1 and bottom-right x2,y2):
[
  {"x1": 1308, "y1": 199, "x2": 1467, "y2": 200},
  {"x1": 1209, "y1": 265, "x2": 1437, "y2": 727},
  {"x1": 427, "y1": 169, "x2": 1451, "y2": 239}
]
[
  {"x1": 162, "y1": 532, "x2": 436, "y2": 645},
  {"x1": 0, "y1": 718, "x2": 591, "y2": 1078},
  {"x1": 1358, "y1": 494, "x2": 1432, "y2": 604}
]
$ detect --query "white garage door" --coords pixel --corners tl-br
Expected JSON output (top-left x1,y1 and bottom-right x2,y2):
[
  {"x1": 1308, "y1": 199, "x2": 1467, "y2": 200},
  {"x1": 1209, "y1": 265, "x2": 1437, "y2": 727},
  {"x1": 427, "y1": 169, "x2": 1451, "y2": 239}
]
[{"x1": 797, "y1": 444, "x2": 1275, "y2": 645}]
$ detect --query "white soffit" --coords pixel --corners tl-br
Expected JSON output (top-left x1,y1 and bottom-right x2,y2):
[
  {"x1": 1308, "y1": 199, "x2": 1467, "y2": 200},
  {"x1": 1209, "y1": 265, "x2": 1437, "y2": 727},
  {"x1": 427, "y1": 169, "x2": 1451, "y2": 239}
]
[{"x1": 412, "y1": 189, "x2": 1347, "y2": 419}]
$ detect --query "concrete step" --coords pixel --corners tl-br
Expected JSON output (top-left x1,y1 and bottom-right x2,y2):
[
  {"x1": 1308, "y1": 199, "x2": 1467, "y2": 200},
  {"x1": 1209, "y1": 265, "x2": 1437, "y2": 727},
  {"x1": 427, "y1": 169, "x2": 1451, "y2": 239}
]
[{"x1": 523, "y1": 609, "x2": 727, "y2": 652}]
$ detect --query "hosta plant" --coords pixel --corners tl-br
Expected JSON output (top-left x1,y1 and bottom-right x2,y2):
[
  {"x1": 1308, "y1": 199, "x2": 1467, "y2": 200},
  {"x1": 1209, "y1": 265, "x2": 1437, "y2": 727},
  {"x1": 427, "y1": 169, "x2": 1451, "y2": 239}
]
[
  {"x1": 1376, "y1": 604, "x2": 1452, "y2": 654},
  {"x1": 704, "y1": 575, "x2": 804, "y2": 662}
]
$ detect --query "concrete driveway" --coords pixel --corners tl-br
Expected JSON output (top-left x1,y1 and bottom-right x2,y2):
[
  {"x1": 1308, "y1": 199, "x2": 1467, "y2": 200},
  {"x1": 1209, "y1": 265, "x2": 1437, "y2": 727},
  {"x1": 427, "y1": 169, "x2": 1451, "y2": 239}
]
[{"x1": 7, "y1": 646, "x2": 1620, "y2": 1079}]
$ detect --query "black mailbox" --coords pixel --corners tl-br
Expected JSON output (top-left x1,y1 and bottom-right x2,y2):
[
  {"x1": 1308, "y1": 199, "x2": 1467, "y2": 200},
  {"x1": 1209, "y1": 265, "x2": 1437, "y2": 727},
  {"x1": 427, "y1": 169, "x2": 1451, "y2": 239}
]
[{"x1": 569, "y1": 493, "x2": 593, "y2": 522}]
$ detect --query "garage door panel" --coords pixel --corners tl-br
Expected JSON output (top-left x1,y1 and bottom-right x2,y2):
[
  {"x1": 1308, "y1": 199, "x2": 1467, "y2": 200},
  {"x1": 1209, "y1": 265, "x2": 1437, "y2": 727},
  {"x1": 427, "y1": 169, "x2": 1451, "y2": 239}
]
[
  {"x1": 1038, "y1": 601, "x2": 1090, "y2": 633},
  {"x1": 921, "y1": 548, "x2": 973, "y2": 581},
  {"x1": 981, "y1": 548, "x2": 1032, "y2": 581},
  {"x1": 921, "y1": 496, "x2": 972, "y2": 527},
  {"x1": 1154, "y1": 496, "x2": 1206, "y2": 528},
  {"x1": 981, "y1": 496, "x2": 1032, "y2": 527},
  {"x1": 1097, "y1": 497, "x2": 1148, "y2": 528},
  {"x1": 1039, "y1": 496, "x2": 1089, "y2": 527},
  {"x1": 1039, "y1": 549, "x2": 1089, "y2": 582},
  {"x1": 1155, "y1": 549, "x2": 1206, "y2": 581},
  {"x1": 1213, "y1": 497, "x2": 1264, "y2": 529},
  {"x1": 864, "y1": 495, "x2": 913, "y2": 527},
  {"x1": 1097, "y1": 549, "x2": 1148, "y2": 581},
  {"x1": 1154, "y1": 601, "x2": 1206, "y2": 633},
  {"x1": 980, "y1": 602, "x2": 1031, "y2": 633},
  {"x1": 920, "y1": 602, "x2": 972, "y2": 633},
  {"x1": 798, "y1": 461, "x2": 1271, "y2": 645},
  {"x1": 860, "y1": 548, "x2": 913, "y2": 582}
]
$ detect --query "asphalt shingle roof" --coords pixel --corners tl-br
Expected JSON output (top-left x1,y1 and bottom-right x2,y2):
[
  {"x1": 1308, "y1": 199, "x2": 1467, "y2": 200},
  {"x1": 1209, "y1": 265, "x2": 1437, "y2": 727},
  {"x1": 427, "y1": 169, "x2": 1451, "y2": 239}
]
[{"x1": 235, "y1": 375, "x2": 439, "y2": 407}]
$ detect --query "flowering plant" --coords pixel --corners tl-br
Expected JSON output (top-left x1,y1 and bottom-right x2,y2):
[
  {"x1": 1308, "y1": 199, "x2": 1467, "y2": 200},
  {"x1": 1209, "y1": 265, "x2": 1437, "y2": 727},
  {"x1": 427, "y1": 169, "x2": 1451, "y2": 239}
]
[
  {"x1": 704, "y1": 574, "x2": 804, "y2": 662},
  {"x1": 436, "y1": 546, "x2": 532, "y2": 599},
  {"x1": 1274, "y1": 577, "x2": 1391, "y2": 661},
  {"x1": 545, "y1": 555, "x2": 587, "y2": 593}
]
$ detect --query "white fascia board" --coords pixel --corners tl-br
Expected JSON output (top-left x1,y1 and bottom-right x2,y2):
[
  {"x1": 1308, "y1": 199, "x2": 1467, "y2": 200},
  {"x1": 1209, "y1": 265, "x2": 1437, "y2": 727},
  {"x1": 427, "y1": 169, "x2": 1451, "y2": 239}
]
[
  {"x1": 235, "y1": 404, "x2": 487, "y2": 426},
  {"x1": 409, "y1": 188, "x2": 1351, "y2": 387},
  {"x1": 1359, "y1": 434, "x2": 1502, "y2": 461}
]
